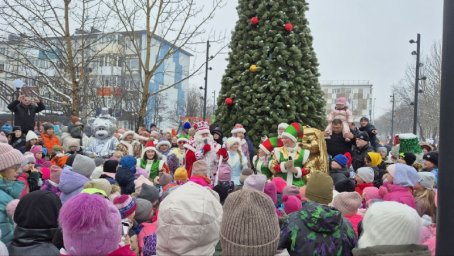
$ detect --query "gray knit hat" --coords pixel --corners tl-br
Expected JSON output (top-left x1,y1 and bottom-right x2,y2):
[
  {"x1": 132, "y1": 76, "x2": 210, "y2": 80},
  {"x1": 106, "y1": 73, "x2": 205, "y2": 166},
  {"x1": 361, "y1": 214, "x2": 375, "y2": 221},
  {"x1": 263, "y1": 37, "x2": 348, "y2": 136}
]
[
  {"x1": 72, "y1": 154, "x2": 96, "y2": 178},
  {"x1": 138, "y1": 183, "x2": 160, "y2": 205},
  {"x1": 220, "y1": 189, "x2": 280, "y2": 256},
  {"x1": 0, "y1": 143, "x2": 24, "y2": 171},
  {"x1": 135, "y1": 198, "x2": 153, "y2": 223}
]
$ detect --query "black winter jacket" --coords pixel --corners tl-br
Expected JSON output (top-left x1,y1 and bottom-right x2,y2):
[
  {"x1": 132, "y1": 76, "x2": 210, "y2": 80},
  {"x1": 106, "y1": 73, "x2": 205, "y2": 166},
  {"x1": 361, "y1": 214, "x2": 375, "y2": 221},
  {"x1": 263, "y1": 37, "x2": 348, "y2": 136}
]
[{"x1": 7, "y1": 100, "x2": 45, "y2": 133}]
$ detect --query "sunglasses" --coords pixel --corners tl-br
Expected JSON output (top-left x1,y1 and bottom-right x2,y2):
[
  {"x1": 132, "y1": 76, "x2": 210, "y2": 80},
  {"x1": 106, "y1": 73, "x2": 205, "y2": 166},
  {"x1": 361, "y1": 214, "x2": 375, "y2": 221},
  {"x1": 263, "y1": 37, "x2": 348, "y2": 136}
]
[{"x1": 178, "y1": 141, "x2": 187, "y2": 144}]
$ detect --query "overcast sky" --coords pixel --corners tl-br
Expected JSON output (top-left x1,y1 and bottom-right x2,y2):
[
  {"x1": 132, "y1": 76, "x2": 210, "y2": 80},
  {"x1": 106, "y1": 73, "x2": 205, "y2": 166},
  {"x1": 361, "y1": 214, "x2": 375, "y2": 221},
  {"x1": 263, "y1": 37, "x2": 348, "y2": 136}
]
[{"x1": 195, "y1": 0, "x2": 443, "y2": 119}]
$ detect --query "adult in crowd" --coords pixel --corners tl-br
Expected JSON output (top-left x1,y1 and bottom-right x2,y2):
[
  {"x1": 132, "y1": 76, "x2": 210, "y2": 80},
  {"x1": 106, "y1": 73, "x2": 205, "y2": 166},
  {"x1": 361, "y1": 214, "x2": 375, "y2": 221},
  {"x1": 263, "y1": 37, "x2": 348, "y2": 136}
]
[
  {"x1": 352, "y1": 132, "x2": 374, "y2": 171},
  {"x1": 8, "y1": 95, "x2": 45, "y2": 134},
  {"x1": 326, "y1": 119, "x2": 355, "y2": 157},
  {"x1": 359, "y1": 117, "x2": 379, "y2": 150}
]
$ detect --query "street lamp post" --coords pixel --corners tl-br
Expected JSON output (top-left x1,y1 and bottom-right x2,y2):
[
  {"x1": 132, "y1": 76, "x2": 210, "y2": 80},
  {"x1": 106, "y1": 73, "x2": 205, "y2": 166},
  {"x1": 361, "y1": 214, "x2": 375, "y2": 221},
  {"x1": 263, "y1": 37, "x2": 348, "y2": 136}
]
[
  {"x1": 410, "y1": 34, "x2": 421, "y2": 135},
  {"x1": 202, "y1": 40, "x2": 214, "y2": 121},
  {"x1": 390, "y1": 93, "x2": 395, "y2": 139}
]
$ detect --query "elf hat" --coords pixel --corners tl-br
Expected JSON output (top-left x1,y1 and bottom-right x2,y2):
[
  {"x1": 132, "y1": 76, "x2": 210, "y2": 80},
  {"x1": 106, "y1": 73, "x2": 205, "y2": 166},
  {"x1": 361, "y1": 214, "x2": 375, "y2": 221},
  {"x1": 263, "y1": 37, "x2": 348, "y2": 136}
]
[
  {"x1": 281, "y1": 122, "x2": 304, "y2": 143},
  {"x1": 177, "y1": 134, "x2": 189, "y2": 143},
  {"x1": 259, "y1": 137, "x2": 283, "y2": 155},
  {"x1": 231, "y1": 123, "x2": 246, "y2": 134}
]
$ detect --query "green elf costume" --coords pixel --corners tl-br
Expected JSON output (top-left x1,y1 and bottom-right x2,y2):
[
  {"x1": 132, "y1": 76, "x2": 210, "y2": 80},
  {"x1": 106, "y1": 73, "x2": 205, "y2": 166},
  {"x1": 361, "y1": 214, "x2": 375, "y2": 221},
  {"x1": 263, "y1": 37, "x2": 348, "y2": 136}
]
[
  {"x1": 270, "y1": 123, "x2": 310, "y2": 187},
  {"x1": 253, "y1": 137, "x2": 283, "y2": 179},
  {"x1": 138, "y1": 140, "x2": 169, "y2": 180}
]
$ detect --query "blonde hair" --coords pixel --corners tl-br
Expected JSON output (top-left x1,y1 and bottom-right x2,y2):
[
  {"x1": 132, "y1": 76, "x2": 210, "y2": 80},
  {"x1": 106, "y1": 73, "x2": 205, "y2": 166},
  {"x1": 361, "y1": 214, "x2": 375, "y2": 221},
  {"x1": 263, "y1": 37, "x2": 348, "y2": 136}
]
[{"x1": 415, "y1": 189, "x2": 437, "y2": 223}]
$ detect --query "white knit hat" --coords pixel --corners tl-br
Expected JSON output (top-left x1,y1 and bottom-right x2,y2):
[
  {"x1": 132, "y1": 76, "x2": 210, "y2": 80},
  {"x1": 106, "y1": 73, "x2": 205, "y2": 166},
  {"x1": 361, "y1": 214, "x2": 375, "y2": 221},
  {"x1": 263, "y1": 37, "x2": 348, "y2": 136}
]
[
  {"x1": 357, "y1": 167, "x2": 374, "y2": 183},
  {"x1": 332, "y1": 192, "x2": 362, "y2": 216},
  {"x1": 358, "y1": 201, "x2": 422, "y2": 248},
  {"x1": 226, "y1": 137, "x2": 240, "y2": 150},
  {"x1": 25, "y1": 130, "x2": 38, "y2": 142}
]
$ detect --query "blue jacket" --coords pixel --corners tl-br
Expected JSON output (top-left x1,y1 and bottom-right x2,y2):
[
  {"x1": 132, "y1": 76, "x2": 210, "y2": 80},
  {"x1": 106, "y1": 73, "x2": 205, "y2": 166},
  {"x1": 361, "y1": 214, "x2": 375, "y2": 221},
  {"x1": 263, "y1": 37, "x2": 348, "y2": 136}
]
[{"x1": 0, "y1": 179, "x2": 25, "y2": 243}]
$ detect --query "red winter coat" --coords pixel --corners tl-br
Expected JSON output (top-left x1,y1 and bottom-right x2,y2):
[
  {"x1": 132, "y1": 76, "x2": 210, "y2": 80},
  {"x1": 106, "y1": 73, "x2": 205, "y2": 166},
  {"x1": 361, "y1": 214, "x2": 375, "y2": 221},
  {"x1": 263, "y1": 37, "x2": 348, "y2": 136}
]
[{"x1": 355, "y1": 182, "x2": 374, "y2": 196}]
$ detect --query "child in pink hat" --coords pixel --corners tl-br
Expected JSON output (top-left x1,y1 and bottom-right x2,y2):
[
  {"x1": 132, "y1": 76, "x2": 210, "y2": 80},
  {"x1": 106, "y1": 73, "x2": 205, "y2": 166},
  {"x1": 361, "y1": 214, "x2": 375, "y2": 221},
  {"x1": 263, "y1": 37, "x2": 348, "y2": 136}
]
[{"x1": 324, "y1": 96, "x2": 353, "y2": 141}]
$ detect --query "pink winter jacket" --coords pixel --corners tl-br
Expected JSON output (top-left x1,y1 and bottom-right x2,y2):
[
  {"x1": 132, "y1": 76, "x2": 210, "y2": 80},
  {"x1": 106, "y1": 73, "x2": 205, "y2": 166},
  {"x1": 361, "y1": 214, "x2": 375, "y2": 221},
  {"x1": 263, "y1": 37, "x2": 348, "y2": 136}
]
[
  {"x1": 344, "y1": 214, "x2": 363, "y2": 236},
  {"x1": 327, "y1": 108, "x2": 353, "y2": 123},
  {"x1": 138, "y1": 222, "x2": 157, "y2": 256},
  {"x1": 379, "y1": 183, "x2": 416, "y2": 208}
]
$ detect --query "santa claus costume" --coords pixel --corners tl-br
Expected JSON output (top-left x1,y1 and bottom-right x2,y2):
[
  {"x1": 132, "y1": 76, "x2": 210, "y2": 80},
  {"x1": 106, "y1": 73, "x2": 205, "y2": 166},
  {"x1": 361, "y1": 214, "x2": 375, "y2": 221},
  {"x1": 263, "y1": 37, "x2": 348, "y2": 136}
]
[{"x1": 184, "y1": 121, "x2": 221, "y2": 179}]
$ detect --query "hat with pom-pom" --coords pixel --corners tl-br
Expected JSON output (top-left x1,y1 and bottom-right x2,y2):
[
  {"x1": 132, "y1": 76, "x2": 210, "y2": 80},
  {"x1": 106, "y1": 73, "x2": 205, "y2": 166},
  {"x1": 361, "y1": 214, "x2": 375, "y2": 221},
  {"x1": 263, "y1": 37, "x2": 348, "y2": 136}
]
[
  {"x1": 113, "y1": 195, "x2": 137, "y2": 218},
  {"x1": 283, "y1": 195, "x2": 302, "y2": 214},
  {"x1": 59, "y1": 193, "x2": 122, "y2": 255}
]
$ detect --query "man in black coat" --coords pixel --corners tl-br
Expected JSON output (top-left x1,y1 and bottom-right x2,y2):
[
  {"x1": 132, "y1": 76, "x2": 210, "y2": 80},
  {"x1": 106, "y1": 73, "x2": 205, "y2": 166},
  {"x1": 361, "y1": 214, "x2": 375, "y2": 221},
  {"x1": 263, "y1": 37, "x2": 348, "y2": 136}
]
[
  {"x1": 326, "y1": 119, "x2": 354, "y2": 158},
  {"x1": 8, "y1": 95, "x2": 45, "y2": 134},
  {"x1": 352, "y1": 132, "x2": 374, "y2": 171}
]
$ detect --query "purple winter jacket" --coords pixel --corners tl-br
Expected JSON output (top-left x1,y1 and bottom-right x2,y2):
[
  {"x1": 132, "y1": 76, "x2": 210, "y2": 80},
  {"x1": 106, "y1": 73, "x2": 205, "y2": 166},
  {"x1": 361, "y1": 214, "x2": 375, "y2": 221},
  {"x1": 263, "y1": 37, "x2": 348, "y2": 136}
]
[
  {"x1": 58, "y1": 167, "x2": 89, "y2": 203},
  {"x1": 380, "y1": 183, "x2": 416, "y2": 209}
]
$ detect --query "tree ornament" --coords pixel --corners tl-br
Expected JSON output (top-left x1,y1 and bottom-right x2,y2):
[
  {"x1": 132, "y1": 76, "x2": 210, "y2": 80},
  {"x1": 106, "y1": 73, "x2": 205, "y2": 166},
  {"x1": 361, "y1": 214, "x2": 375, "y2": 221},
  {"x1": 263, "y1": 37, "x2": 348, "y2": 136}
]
[
  {"x1": 249, "y1": 64, "x2": 258, "y2": 72},
  {"x1": 225, "y1": 97, "x2": 233, "y2": 106},
  {"x1": 284, "y1": 22, "x2": 294, "y2": 32},
  {"x1": 250, "y1": 16, "x2": 259, "y2": 25}
]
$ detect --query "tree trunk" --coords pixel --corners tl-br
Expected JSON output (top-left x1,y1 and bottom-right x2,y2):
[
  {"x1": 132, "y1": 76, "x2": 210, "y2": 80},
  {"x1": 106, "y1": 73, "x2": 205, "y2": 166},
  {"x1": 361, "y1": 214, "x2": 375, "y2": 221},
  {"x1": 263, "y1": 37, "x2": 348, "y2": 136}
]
[
  {"x1": 136, "y1": 72, "x2": 152, "y2": 129},
  {"x1": 64, "y1": 0, "x2": 79, "y2": 116}
]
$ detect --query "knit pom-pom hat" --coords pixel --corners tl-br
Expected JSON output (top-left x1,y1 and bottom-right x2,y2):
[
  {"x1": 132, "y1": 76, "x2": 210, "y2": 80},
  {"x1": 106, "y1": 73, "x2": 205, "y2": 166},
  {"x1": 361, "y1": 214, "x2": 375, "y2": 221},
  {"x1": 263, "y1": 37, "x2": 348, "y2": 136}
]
[
  {"x1": 59, "y1": 193, "x2": 122, "y2": 255},
  {"x1": 113, "y1": 194, "x2": 137, "y2": 218}
]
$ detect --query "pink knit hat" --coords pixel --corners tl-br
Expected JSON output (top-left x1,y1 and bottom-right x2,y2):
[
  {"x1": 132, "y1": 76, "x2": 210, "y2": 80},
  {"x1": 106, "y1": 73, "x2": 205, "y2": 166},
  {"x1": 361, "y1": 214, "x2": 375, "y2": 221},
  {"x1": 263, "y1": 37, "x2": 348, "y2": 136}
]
[
  {"x1": 332, "y1": 192, "x2": 362, "y2": 216},
  {"x1": 271, "y1": 177, "x2": 287, "y2": 194},
  {"x1": 0, "y1": 143, "x2": 24, "y2": 171},
  {"x1": 336, "y1": 96, "x2": 347, "y2": 105},
  {"x1": 362, "y1": 187, "x2": 380, "y2": 202},
  {"x1": 113, "y1": 195, "x2": 137, "y2": 218},
  {"x1": 30, "y1": 145, "x2": 43, "y2": 155},
  {"x1": 283, "y1": 195, "x2": 302, "y2": 214},
  {"x1": 264, "y1": 182, "x2": 277, "y2": 205},
  {"x1": 217, "y1": 163, "x2": 232, "y2": 182},
  {"x1": 59, "y1": 193, "x2": 122, "y2": 255}
]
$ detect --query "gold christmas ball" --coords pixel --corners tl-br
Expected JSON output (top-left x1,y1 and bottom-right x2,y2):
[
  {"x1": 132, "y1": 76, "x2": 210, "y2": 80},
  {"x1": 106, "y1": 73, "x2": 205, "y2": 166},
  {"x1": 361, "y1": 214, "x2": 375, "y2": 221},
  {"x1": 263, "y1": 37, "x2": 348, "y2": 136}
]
[{"x1": 249, "y1": 64, "x2": 257, "y2": 72}]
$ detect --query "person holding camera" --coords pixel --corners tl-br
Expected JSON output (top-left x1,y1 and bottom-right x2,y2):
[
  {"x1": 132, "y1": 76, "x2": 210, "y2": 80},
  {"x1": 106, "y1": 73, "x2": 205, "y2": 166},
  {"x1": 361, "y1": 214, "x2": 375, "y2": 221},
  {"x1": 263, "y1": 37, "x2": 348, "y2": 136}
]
[{"x1": 8, "y1": 95, "x2": 45, "y2": 134}]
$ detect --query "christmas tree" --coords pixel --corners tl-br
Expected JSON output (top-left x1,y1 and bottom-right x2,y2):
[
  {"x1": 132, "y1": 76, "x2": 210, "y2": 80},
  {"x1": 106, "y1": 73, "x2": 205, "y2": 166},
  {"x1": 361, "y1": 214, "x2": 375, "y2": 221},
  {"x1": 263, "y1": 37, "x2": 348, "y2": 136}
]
[{"x1": 215, "y1": 0, "x2": 326, "y2": 144}]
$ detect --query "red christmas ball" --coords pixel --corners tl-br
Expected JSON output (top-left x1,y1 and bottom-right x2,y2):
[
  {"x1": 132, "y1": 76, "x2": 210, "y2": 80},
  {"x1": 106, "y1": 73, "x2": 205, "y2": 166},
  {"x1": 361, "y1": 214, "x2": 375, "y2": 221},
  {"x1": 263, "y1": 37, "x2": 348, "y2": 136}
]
[
  {"x1": 225, "y1": 97, "x2": 233, "y2": 106},
  {"x1": 284, "y1": 22, "x2": 293, "y2": 32},
  {"x1": 250, "y1": 16, "x2": 259, "y2": 25}
]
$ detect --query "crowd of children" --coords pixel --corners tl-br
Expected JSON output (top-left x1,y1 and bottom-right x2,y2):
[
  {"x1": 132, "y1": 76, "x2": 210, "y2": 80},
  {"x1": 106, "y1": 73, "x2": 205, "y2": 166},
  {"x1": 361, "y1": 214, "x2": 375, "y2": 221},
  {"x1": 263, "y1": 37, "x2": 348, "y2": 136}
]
[{"x1": 0, "y1": 107, "x2": 439, "y2": 256}]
